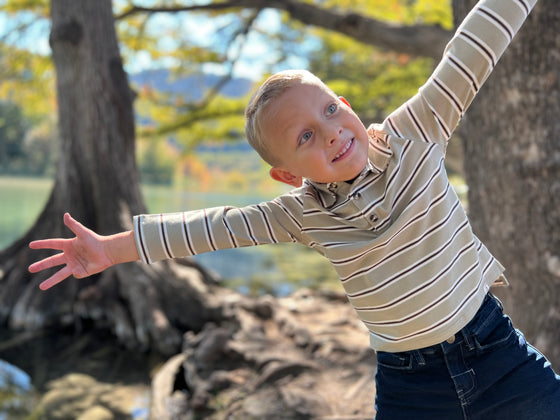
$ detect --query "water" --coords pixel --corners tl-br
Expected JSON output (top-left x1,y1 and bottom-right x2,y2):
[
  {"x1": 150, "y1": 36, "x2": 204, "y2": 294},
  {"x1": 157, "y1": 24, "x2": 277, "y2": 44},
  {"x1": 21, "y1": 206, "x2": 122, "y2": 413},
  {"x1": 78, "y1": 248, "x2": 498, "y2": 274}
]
[
  {"x1": 0, "y1": 361, "x2": 37, "y2": 419},
  {"x1": 0, "y1": 357, "x2": 150, "y2": 419}
]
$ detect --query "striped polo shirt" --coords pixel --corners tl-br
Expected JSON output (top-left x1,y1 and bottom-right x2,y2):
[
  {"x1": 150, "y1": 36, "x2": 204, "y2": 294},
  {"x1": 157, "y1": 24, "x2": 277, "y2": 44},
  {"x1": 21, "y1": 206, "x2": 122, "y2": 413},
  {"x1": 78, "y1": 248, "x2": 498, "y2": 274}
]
[{"x1": 133, "y1": 0, "x2": 537, "y2": 352}]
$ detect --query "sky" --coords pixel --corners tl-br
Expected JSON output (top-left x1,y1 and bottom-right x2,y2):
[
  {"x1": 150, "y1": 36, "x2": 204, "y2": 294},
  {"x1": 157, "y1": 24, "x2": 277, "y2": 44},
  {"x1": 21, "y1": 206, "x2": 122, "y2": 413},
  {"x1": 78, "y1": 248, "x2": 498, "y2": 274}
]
[
  {"x1": 0, "y1": 10, "x2": 50, "y2": 54},
  {"x1": 0, "y1": 2, "x2": 310, "y2": 81},
  {"x1": 125, "y1": 7, "x2": 288, "y2": 79}
]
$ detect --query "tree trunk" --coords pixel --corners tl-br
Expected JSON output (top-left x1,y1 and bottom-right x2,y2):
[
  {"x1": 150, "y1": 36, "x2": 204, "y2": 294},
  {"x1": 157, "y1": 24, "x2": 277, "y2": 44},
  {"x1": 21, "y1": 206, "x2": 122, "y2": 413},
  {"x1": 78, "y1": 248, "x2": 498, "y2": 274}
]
[
  {"x1": 0, "y1": 0, "x2": 224, "y2": 358},
  {"x1": 452, "y1": 0, "x2": 560, "y2": 367}
]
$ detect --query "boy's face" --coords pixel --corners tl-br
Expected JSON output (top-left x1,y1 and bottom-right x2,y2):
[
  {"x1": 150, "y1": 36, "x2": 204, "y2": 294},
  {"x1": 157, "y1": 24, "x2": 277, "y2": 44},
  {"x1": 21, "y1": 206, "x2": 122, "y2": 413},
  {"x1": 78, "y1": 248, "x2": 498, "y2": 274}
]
[{"x1": 262, "y1": 81, "x2": 370, "y2": 187}]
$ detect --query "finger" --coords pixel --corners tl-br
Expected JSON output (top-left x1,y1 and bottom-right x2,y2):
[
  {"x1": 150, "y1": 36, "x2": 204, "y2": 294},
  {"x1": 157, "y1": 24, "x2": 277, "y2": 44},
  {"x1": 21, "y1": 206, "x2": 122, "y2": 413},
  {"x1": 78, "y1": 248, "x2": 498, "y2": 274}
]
[
  {"x1": 29, "y1": 253, "x2": 67, "y2": 273},
  {"x1": 39, "y1": 266, "x2": 72, "y2": 291},
  {"x1": 29, "y1": 238, "x2": 70, "y2": 251},
  {"x1": 64, "y1": 213, "x2": 89, "y2": 237}
]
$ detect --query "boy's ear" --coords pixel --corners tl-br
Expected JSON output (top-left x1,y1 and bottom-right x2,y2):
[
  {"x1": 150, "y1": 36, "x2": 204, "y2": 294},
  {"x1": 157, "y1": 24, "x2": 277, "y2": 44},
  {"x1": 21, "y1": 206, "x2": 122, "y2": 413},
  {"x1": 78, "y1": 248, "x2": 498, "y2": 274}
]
[
  {"x1": 339, "y1": 96, "x2": 351, "y2": 109},
  {"x1": 269, "y1": 167, "x2": 303, "y2": 188}
]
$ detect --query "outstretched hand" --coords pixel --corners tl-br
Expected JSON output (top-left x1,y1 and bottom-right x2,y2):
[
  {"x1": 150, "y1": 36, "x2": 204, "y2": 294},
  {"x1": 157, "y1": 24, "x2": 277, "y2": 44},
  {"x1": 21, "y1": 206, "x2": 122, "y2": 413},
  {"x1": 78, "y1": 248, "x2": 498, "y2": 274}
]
[{"x1": 29, "y1": 213, "x2": 114, "y2": 290}]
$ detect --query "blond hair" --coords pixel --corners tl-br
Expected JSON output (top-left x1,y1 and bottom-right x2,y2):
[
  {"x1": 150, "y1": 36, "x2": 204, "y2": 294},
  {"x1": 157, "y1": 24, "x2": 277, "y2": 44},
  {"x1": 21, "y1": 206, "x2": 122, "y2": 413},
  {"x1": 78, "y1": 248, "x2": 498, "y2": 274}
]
[{"x1": 244, "y1": 69, "x2": 329, "y2": 166}]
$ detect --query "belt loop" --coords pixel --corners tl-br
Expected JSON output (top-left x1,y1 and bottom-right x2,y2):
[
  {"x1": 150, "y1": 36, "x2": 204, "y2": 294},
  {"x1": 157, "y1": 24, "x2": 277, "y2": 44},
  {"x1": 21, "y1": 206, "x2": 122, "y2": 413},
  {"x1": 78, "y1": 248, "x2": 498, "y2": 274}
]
[
  {"x1": 461, "y1": 329, "x2": 475, "y2": 351},
  {"x1": 412, "y1": 350, "x2": 426, "y2": 366}
]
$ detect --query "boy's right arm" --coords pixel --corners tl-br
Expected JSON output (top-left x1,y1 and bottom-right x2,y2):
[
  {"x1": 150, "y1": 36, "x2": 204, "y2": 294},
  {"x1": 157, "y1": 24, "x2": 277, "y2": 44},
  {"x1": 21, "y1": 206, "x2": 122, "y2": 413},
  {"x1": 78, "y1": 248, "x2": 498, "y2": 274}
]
[{"x1": 29, "y1": 213, "x2": 139, "y2": 290}]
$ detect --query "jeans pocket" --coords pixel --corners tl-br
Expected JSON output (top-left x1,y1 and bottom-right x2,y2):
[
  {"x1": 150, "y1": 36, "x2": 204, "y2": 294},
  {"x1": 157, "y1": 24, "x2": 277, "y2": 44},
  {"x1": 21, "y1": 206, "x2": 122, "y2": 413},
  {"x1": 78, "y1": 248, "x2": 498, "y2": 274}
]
[
  {"x1": 472, "y1": 309, "x2": 517, "y2": 353},
  {"x1": 376, "y1": 351, "x2": 414, "y2": 371}
]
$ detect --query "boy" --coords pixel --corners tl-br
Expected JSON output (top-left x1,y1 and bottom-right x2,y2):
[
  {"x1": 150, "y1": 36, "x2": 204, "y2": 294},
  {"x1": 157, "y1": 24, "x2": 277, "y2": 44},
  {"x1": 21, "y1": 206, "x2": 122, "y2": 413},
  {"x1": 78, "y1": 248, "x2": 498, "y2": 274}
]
[{"x1": 29, "y1": 0, "x2": 560, "y2": 417}]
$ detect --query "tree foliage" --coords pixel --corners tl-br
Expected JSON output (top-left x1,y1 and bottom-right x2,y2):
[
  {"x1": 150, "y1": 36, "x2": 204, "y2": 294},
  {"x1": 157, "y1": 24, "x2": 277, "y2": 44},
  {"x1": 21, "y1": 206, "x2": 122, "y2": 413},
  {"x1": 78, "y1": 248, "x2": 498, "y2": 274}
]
[{"x1": 0, "y1": 0, "x2": 453, "y2": 172}]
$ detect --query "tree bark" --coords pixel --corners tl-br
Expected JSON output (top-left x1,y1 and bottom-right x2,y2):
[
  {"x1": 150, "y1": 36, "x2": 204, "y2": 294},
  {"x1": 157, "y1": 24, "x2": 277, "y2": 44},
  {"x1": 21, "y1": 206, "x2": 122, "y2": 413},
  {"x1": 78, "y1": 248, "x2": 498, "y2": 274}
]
[
  {"x1": 452, "y1": 0, "x2": 560, "y2": 367},
  {"x1": 0, "y1": 0, "x2": 224, "y2": 357}
]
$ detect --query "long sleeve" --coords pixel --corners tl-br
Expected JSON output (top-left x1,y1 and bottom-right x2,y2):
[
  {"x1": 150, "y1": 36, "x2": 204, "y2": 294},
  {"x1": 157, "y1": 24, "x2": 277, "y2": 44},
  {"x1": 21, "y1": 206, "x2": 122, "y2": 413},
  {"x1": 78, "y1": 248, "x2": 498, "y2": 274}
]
[
  {"x1": 133, "y1": 191, "x2": 305, "y2": 264},
  {"x1": 379, "y1": 0, "x2": 537, "y2": 145}
]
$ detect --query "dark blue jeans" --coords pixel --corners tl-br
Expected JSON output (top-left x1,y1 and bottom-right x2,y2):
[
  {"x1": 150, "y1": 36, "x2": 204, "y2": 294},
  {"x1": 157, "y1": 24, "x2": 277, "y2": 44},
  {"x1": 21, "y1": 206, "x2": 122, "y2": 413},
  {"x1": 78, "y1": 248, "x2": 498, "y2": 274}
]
[{"x1": 374, "y1": 293, "x2": 560, "y2": 419}]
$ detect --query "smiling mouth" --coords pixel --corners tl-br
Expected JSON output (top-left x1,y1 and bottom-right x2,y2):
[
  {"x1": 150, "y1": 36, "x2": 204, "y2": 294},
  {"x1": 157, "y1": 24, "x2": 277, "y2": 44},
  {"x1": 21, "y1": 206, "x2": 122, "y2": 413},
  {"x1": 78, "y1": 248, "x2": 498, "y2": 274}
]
[{"x1": 332, "y1": 138, "x2": 354, "y2": 162}]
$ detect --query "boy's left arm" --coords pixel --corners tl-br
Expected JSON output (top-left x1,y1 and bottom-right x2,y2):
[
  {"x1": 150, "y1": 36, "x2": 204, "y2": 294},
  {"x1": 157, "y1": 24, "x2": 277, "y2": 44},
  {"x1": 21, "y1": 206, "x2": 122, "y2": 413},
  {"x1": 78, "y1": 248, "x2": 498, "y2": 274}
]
[{"x1": 380, "y1": 0, "x2": 537, "y2": 145}]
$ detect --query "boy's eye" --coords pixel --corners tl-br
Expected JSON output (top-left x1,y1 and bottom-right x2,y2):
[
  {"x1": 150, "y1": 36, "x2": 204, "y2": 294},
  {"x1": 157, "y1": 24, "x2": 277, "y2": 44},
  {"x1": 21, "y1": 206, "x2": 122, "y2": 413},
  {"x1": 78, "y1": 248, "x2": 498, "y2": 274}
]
[
  {"x1": 327, "y1": 103, "x2": 337, "y2": 115},
  {"x1": 299, "y1": 131, "x2": 312, "y2": 145}
]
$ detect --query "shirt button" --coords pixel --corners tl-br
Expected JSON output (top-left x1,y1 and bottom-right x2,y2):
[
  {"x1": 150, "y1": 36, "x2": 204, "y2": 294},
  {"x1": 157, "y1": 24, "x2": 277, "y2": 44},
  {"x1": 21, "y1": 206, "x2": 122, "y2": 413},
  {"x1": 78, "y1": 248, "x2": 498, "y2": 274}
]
[
  {"x1": 446, "y1": 335, "x2": 456, "y2": 344},
  {"x1": 327, "y1": 182, "x2": 338, "y2": 191},
  {"x1": 352, "y1": 192, "x2": 362, "y2": 199},
  {"x1": 370, "y1": 214, "x2": 378, "y2": 222}
]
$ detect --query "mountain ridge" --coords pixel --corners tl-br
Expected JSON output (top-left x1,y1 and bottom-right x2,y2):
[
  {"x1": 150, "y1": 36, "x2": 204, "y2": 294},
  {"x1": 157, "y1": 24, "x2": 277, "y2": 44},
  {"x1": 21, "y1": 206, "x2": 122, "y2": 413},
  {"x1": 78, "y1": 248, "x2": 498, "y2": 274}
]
[{"x1": 130, "y1": 69, "x2": 254, "y2": 100}]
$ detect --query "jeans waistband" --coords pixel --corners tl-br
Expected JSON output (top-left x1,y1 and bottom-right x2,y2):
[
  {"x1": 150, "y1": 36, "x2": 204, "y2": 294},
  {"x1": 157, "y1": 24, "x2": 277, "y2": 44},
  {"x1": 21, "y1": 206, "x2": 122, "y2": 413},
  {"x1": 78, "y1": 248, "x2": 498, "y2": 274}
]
[{"x1": 410, "y1": 292, "x2": 503, "y2": 357}]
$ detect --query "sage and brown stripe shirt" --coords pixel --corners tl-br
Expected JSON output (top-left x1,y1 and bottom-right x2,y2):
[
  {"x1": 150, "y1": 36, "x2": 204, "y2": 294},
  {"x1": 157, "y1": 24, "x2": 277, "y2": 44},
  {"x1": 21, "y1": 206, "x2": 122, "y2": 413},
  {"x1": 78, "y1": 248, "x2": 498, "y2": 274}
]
[{"x1": 133, "y1": 0, "x2": 537, "y2": 352}]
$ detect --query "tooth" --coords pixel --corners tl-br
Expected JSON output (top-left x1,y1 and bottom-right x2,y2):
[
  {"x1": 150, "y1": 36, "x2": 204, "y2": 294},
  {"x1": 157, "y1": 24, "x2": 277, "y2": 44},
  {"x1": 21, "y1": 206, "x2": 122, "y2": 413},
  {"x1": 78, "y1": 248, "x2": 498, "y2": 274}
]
[{"x1": 335, "y1": 139, "x2": 351, "y2": 160}]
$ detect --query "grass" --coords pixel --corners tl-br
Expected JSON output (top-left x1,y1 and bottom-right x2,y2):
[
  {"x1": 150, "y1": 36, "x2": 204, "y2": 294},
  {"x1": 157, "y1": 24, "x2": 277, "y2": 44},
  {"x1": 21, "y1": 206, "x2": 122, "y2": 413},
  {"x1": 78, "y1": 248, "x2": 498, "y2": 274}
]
[{"x1": 0, "y1": 176, "x2": 53, "y2": 249}]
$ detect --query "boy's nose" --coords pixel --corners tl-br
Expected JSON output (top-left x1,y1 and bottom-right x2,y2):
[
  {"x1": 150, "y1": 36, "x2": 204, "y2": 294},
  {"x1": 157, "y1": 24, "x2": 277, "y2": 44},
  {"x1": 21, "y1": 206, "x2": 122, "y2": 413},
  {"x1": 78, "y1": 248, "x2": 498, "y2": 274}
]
[{"x1": 326, "y1": 126, "x2": 343, "y2": 146}]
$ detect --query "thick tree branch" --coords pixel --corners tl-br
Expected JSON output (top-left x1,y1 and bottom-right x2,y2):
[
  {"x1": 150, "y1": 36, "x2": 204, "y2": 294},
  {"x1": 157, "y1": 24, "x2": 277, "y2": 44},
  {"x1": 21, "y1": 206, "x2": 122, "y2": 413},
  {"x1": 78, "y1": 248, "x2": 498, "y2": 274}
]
[{"x1": 116, "y1": 0, "x2": 452, "y2": 60}]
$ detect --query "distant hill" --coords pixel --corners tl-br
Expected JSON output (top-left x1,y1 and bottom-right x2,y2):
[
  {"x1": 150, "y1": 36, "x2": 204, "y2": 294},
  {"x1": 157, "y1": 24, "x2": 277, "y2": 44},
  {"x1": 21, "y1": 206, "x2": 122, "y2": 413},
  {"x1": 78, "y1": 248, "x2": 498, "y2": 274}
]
[{"x1": 129, "y1": 69, "x2": 254, "y2": 100}]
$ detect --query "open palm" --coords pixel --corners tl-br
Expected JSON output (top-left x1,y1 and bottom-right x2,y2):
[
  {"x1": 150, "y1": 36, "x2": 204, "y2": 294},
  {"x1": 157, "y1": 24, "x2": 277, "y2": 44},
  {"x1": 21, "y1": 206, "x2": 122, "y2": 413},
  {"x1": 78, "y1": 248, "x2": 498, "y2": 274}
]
[{"x1": 29, "y1": 213, "x2": 113, "y2": 290}]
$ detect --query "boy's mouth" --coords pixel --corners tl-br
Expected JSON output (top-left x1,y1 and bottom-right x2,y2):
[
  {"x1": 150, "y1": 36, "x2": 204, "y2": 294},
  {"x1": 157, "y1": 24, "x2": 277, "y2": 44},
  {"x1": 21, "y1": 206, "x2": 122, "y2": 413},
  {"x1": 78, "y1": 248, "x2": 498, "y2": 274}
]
[{"x1": 332, "y1": 138, "x2": 354, "y2": 162}]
